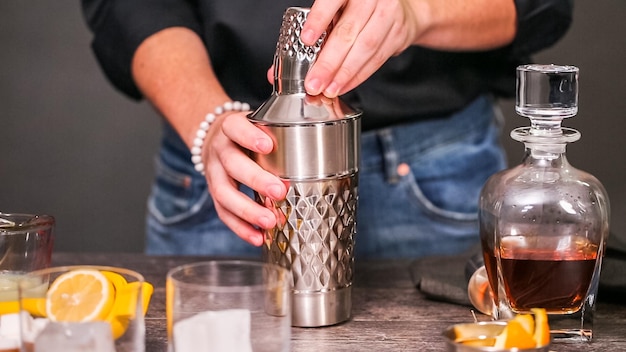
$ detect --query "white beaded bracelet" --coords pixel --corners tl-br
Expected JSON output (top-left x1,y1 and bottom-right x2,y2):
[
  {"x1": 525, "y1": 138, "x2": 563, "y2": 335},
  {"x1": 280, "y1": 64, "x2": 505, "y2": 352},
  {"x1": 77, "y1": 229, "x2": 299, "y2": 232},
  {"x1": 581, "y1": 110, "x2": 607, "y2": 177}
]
[{"x1": 191, "y1": 101, "x2": 251, "y2": 175}]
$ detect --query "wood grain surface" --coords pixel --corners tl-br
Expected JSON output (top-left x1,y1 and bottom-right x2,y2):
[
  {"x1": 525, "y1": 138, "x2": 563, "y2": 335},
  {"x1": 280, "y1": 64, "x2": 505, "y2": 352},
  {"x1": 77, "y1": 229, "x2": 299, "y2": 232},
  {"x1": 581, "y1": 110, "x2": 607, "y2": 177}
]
[{"x1": 52, "y1": 253, "x2": 626, "y2": 351}]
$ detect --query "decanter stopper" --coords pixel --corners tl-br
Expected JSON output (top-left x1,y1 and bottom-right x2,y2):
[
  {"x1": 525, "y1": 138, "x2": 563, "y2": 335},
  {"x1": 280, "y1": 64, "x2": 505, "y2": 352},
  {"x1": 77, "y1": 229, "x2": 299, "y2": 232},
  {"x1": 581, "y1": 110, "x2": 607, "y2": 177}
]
[
  {"x1": 516, "y1": 64, "x2": 578, "y2": 118},
  {"x1": 514, "y1": 64, "x2": 580, "y2": 140}
]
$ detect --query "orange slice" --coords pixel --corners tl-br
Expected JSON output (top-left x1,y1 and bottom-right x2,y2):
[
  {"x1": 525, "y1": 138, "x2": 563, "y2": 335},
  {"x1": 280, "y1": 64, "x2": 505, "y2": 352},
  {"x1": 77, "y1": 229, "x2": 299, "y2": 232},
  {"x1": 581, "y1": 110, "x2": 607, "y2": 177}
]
[
  {"x1": 532, "y1": 308, "x2": 551, "y2": 347},
  {"x1": 454, "y1": 309, "x2": 551, "y2": 349},
  {"x1": 166, "y1": 278, "x2": 174, "y2": 339},
  {"x1": 494, "y1": 319, "x2": 537, "y2": 349},
  {"x1": 46, "y1": 269, "x2": 115, "y2": 322},
  {"x1": 513, "y1": 313, "x2": 535, "y2": 336}
]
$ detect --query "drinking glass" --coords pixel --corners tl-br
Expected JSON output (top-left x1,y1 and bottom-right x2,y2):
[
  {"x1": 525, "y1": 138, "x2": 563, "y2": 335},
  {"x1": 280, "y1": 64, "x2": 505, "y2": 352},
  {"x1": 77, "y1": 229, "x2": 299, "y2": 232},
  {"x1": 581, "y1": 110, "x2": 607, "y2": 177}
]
[
  {"x1": 0, "y1": 213, "x2": 55, "y2": 298},
  {"x1": 18, "y1": 265, "x2": 152, "y2": 352},
  {"x1": 0, "y1": 213, "x2": 54, "y2": 350},
  {"x1": 166, "y1": 260, "x2": 292, "y2": 352}
]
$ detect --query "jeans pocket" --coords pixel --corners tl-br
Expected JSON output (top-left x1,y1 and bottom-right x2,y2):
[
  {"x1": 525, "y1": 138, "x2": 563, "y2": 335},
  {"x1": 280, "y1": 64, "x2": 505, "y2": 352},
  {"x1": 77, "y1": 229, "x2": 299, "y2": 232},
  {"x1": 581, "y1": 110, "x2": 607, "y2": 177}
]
[
  {"x1": 147, "y1": 158, "x2": 210, "y2": 226},
  {"x1": 402, "y1": 168, "x2": 478, "y2": 223},
  {"x1": 401, "y1": 137, "x2": 506, "y2": 223}
]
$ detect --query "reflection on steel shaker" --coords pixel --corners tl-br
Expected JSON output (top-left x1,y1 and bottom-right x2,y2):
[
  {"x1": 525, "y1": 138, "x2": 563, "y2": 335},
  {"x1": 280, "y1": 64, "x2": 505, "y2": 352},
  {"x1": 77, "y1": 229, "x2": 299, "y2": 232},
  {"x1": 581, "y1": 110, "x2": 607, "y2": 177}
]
[{"x1": 248, "y1": 7, "x2": 362, "y2": 327}]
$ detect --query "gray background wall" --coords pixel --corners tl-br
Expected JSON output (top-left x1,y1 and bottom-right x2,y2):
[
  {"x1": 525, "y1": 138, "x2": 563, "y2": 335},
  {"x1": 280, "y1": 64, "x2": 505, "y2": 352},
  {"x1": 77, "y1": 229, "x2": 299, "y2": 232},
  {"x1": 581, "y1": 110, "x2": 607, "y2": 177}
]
[{"x1": 1, "y1": 1, "x2": 625, "y2": 253}]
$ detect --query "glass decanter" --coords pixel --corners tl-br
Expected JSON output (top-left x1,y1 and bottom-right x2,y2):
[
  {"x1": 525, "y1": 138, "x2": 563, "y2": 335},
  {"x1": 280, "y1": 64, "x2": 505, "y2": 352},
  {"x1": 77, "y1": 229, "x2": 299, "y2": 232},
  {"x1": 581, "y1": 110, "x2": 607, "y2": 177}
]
[{"x1": 478, "y1": 64, "x2": 610, "y2": 341}]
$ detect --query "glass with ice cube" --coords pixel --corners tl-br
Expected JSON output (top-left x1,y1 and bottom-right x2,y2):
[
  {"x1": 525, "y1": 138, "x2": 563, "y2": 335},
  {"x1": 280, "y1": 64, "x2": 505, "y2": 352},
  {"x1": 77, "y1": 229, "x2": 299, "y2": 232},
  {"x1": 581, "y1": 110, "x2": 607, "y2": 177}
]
[
  {"x1": 167, "y1": 261, "x2": 292, "y2": 352},
  {"x1": 18, "y1": 265, "x2": 152, "y2": 352}
]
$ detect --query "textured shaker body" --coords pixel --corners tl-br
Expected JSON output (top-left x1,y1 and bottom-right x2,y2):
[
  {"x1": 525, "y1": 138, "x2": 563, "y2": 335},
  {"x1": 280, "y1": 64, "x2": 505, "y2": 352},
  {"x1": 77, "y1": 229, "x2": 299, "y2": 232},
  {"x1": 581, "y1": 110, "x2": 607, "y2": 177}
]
[{"x1": 248, "y1": 7, "x2": 362, "y2": 327}]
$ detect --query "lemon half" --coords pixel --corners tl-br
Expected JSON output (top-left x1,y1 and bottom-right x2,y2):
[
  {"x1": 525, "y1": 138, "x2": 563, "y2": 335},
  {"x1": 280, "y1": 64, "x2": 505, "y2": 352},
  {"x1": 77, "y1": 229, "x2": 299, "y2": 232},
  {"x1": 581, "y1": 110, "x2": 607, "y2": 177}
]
[{"x1": 45, "y1": 269, "x2": 115, "y2": 322}]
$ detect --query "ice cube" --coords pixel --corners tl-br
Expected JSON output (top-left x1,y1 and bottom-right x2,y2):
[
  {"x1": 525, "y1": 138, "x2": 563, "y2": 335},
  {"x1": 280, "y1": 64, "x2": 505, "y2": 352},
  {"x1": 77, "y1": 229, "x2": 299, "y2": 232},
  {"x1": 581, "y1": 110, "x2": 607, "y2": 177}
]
[
  {"x1": 33, "y1": 322, "x2": 115, "y2": 352},
  {"x1": 0, "y1": 313, "x2": 20, "y2": 339},
  {"x1": 173, "y1": 309, "x2": 253, "y2": 352},
  {"x1": 0, "y1": 336, "x2": 19, "y2": 351},
  {"x1": 22, "y1": 316, "x2": 50, "y2": 345}
]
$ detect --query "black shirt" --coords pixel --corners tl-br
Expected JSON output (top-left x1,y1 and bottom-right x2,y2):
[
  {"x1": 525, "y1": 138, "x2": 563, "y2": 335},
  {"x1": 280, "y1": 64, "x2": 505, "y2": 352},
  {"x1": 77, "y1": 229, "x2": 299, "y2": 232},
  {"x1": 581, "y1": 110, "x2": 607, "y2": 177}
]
[{"x1": 81, "y1": 0, "x2": 573, "y2": 131}]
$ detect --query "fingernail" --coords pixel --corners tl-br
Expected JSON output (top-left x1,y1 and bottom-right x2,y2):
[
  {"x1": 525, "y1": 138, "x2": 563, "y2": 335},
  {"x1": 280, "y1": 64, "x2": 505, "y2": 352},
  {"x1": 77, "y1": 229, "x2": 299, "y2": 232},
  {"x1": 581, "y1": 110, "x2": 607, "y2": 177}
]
[
  {"x1": 306, "y1": 78, "x2": 322, "y2": 95},
  {"x1": 268, "y1": 184, "x2": 284, "y2": 200},
  {"x1": 252, "y1": 234, "x2": 264, "y2": 246},
  {"x1": 258, "y1": 216, "x2": 273, "y2": 229},
  {"x1": 324, "y1": 81, "x2": 339, "y2": 98},
  {"x1": 256, "y1": 138, "x2": 272, "y2": 153},
  {"x1": 301, "y1": 29, "x2": 316, "y2": 45}
]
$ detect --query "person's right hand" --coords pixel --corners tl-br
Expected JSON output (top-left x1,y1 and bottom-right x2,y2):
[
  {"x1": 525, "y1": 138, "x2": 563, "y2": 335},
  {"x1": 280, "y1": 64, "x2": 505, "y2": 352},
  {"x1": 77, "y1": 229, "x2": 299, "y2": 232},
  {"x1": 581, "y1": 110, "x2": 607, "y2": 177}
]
[
  {"x1": 298, "y1": 0, "x2": 516, "y2": 98},
  {"x1": 200, "y1": 109, "x2": 287, "y2": 246},
  {"x1": 301, "y1": 0, "x2": 420, "y2": 98}
]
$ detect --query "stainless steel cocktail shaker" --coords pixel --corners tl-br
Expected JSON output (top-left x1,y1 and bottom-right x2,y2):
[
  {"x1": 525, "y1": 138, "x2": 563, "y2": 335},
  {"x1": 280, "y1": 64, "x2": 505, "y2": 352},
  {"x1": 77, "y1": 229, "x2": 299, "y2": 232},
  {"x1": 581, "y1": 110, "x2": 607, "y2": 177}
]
[{"x1": 248, "y1": 7, "x2": 362, "y2": 327}]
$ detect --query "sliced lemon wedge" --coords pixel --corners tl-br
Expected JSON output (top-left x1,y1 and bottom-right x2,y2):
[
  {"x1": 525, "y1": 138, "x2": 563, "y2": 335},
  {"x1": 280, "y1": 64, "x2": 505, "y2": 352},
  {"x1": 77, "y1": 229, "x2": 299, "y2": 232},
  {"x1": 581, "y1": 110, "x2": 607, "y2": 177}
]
[{"x1": 101, "y1": 270, "x2": 153, "y2": 339}]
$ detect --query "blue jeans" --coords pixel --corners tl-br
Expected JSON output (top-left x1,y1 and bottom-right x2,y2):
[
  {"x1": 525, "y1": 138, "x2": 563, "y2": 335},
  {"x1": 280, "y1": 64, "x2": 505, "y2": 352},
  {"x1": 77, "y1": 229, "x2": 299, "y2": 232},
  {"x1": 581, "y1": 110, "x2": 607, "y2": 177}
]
[{"x1": 146, "y1": 95, "x2": 506, "y2": 259}]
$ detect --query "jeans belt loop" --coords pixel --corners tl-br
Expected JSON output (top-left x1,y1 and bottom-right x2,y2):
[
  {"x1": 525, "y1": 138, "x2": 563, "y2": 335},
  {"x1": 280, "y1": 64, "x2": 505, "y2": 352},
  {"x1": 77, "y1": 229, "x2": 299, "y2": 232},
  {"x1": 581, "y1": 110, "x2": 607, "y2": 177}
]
[{"x1": 376, "y1": 128, "x2": 400, "y2": 184}]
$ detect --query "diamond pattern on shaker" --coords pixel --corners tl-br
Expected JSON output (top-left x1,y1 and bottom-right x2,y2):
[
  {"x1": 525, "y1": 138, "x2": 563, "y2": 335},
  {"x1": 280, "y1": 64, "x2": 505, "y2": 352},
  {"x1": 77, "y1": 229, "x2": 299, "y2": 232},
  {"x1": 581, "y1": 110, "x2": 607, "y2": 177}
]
[
  {"x1": 279, "y1": 9, "x2": 324, "y2": 63},
  {"x1": 263, "y1": 175, "x2": 357, "y2": 292}
]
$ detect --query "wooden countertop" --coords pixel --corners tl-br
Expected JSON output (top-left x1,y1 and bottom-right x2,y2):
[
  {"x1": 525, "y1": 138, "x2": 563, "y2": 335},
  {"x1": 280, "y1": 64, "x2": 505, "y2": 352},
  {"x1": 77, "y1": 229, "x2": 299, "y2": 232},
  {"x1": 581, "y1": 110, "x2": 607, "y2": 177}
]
[{"x1": 52, "y1": 253, "x2": 626, "y2": 351}]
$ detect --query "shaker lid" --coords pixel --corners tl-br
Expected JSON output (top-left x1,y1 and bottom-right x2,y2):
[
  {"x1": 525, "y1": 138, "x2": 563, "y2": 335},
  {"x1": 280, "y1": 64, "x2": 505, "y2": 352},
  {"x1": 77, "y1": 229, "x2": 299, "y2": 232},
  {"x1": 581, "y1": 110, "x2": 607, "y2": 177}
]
[
  {"x1": 248, "y1": 93, "x2": 361, "y2": 125},
  {"x1": 248, "y1": 6, "x2": 361, "y2": 125}
]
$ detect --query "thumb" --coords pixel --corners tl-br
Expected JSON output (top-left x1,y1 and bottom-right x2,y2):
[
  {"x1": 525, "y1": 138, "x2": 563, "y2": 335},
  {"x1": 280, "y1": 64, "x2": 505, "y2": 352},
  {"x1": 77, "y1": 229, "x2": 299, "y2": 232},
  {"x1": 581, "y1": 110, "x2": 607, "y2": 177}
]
[{"x1": 266, "y1": 66, "x2": 274, "y2": 84}]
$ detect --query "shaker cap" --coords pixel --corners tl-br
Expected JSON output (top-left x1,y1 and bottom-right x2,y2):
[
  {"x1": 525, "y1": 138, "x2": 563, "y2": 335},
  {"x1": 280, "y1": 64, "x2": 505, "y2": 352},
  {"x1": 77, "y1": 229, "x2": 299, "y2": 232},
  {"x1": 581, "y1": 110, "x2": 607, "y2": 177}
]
[
  {"x1": 248, "y1": 7, "x2": 360, "y2": 125},
  {"x1": 247, "y1": 7, "x2": 361, "y2": 179}
]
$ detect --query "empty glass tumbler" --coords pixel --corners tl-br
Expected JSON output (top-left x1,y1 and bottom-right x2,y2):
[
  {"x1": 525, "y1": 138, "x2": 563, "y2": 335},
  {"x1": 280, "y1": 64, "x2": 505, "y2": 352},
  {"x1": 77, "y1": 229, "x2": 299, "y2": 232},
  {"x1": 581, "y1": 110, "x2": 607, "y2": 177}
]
[{"x1": 166, "y1": 261, "x2": 292, "y2": 352}]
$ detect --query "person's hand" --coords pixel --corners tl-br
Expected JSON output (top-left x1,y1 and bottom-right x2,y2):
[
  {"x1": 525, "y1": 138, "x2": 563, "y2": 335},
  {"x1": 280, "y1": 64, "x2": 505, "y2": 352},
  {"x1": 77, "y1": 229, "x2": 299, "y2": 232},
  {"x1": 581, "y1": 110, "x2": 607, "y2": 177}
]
[
  {"x1": 302, "y1": 0, "x2": 420, "y2": 98},
  {"x1": 201, "y1": 110, "x2": 287, "y2": 246},
  {"x1": 266, "y1": 0, "x2": 516, "y2": 96}
]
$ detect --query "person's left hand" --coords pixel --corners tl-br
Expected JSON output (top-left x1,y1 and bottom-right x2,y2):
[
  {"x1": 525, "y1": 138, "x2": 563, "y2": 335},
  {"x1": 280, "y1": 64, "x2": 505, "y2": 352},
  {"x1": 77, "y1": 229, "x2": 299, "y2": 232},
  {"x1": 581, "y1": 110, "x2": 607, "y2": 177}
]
[{"x1": 301, "y1": 0, "x2": 420, "y2": 98}]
